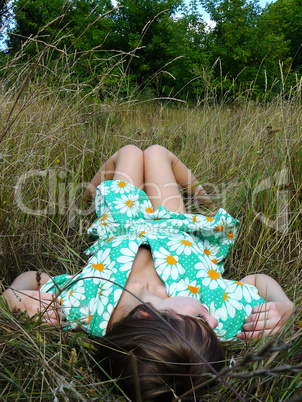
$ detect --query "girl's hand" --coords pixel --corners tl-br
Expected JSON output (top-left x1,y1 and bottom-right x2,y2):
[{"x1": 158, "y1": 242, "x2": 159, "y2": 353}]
[
  {"x1": 6, "y1": 289, "x2": 64, "y2": 326},
  {"x1": 237, "y1": 301, "x2": 294, "y2": 339}
]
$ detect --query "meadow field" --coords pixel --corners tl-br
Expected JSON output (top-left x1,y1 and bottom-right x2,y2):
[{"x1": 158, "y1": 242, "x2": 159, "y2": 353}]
[{"x1": 0, "y1": 46, "x2": 302, "y2": 401}]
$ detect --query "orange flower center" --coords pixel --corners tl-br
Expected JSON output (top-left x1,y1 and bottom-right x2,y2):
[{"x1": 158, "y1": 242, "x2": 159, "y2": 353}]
[
  {"x1": 107, "y1": 236, "x2": 114, "y2": 243},
  {"x1": 204, "y1": 249, "x2": 210, "y2": 256},
  {"x1": 88, "y1": 314, "x2": 92, "y2": 324},
  {"x1": 125, "y1": 200, "x2": 133, "y2": 208},
  {"x1": 227, "y1": 232, "x2": 235, "y2": 239},
  {"x1": 206, "y1": 217, "x2": 214, "y2": 222},
  {"x1": 101, "y1": 222, "x2": 108, "y2": 226},
  {"x1": 193, "y1": 216, "x2": 197, "y2": 223},
  {"x1": 118, "y1": 181, "x2": 126, "y2": 187},
  {"x1": 146, "y1": 207, "x2": 153, "y2": 213},
  {"x1": 235, "y1": 281, "x2": 243, "y2": 286},
  {"x1": 166, "y1": 255, "x2": 177, "y2": 265},
  {"x1": 208, "y1": 270, "x2": 220, "y2": 280},
  {"x1": 188, "y1": 285, "x2": 199, "y2": 294},
  {"x1": 223, "y1": 292, "x2": 228, "y2": 302},
  {"x1": 215, "y1": 225, "x2": 224, "y2": 232},
  {"x1": 92, "y1": 263, "x2": 104, "y2": 272},
  {"x1": 138, "y1": 231, "x2": 146, "y2": 238},
  {"x1": 100, "y1": 213, "x2": 107, "y2": 221},
  {"x1": 211, "y1": 259, "x2": 218, "y2": 264},
  {"x1": 68, "y1": 289, "x2": 74, "y2": 298},
  {"x1": 181, "y1": 240, "x2": 192, "y2": 246}
]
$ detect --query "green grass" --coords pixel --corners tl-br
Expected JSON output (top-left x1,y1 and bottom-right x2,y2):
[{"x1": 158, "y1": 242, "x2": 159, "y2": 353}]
[{"x1": 0, "y1": 40, "x2": 302, "y2": 401}]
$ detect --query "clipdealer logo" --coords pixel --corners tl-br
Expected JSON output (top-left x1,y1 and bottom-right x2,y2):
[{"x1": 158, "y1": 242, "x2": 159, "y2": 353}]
[{"x1": 252, "y1": 168, "x2": 289, "y2": 234}]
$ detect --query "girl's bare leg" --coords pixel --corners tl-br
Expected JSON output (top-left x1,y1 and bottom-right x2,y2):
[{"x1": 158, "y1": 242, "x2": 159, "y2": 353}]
[
  {"x1": 112, "y1": 145, "x2": 144, "y2": 188},
  {"x1": 84, "y1": 145, "x2": 144, "y2": 202},
  {"x1": 144, "y1": 145, "x2": 217, "y2": 213}
]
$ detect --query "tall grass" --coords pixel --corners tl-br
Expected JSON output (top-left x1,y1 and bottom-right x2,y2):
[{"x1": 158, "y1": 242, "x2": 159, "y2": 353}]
[{"x1": 0, "y1": 28, "x2": 302, "y2": 401}]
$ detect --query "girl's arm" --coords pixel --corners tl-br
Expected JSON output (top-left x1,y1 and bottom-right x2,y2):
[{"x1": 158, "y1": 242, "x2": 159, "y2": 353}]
[
  {"x1": 2, "y1": 271, "x2": 64, "y2": 326},
  {"x1": 237, "y1": 274, "x2": 294, "y2": 339}
]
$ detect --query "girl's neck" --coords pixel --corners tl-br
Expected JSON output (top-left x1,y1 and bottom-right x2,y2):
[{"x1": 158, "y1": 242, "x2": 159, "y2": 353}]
[{"x1": 108, "y1": 247, "x2": 168, "y2": 326}]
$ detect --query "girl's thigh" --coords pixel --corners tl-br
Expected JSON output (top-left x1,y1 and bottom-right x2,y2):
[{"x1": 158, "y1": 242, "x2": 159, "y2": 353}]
[
  {"x1": 113, "y1": 145, "x2": 144, "y2": 189},
  {"x1": 144, "y1": 145, "x2": 186, "y2": 213}
]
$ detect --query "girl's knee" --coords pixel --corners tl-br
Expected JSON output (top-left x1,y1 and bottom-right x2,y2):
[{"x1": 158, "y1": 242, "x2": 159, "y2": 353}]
[
  {"x1": 144, "y1": 145, "x2": 169, "y2": 163},
  {"x1": 119, "y1": 145, "x2": 143, "y2": 158}
]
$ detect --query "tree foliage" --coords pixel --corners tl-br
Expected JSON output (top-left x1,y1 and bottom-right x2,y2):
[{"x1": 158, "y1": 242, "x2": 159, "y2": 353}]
[
  {"x1": 259, "y1": 0, "x2": 302, "y2": 71},
  {"x1": 2, "y1": 0, "x2": 302, "y2": 100}
]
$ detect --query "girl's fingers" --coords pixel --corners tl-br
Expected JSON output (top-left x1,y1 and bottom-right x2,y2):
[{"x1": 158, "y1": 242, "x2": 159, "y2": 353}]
[
  {"x1": 242, "y1": 319, "x2": 278, "y2": 332},
  {"x1": 237, "y1": 327, "x2": 279, "y2": 340},
  {"x1": 251, "y1": 303, "x2": 269, "y2": 314},
  {"x1": 43, "y1": 310, "x2": 65, "y2": 326},
  {"x1": 38, "y1": 292, "x2": 55, "y2": 299},
  {"x1": 244, "y1": 312, "x2": 270, "y2": 323}
]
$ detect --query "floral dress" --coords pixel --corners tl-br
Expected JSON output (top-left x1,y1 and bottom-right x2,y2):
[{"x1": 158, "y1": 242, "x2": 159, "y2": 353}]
[{"x1": 40, "y1": 180, "x2": 264, "y2": 340}]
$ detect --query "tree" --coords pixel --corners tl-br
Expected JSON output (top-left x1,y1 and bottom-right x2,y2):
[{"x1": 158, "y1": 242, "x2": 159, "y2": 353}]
[
  {"x1": 109, "y1": 0, "x2": 184, "y2": 94},
  {"x1": 164, "y1": 1, "x2": 210, "y2": 98},
  {"x1": 200, "y1": 0, "x2": 291, "y2": 96},
  {"x1": 259, "y1": 0, "x2": 302, "y2": 72},
  {"x1": 0, "y1": 0, "x2": 9, "y2": 25},
  {"x1": 7, "y1": 0, "x2": 115, "y2": 53},
  {"x1": 0, "y1": 0, "x2": 11, "y2": 42}
]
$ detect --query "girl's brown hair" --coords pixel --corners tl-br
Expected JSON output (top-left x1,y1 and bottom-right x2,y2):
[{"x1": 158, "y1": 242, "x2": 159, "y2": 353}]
[{"x1": 93, "y1": 304, "x2": 225, "y2": 401}]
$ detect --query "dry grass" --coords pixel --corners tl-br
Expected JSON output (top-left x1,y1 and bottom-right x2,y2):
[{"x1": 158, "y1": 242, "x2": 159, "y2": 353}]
[{"x1": 0, "y1": 38, "x2": 302, "y2": 401}]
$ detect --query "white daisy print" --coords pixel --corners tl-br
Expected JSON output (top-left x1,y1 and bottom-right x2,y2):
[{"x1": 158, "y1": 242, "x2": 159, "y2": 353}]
[
  {"x1": 213, "y1": 216, "x2": 237, "y2": 240},
  {"x1": 117, "y1": 241, "x2": 138, "y2": 273},
  {"x1": 80, "y1": 279, "x2": 115, "y2": 325},
  {"x1": 99, "y1": 303, "x2": 114, "y2": 333},
  {"x1": 79, "y1": 297, "x2": 104, "y2": 324},
  {"x1": 153, "y1": 247, "x2": 185, "y2": 281},
  {"x1": 92, "y1": 214, "x2": 118, "y2": 235},
  {"x1": 113, "y1": 287, "x2": 123, "y2": 303},
  {"x1": 84, "y1": 248, "x2": 115, "y2": 284},
  {"x1": 145, "y1": 227, "x2": 167, "y2": 240},
  {"x1": 215, "y1": 291, "x2": 243, "y2": 321},
  {"x1": 96, "y1": 210, "x2": 115, "y2": 225},
  {"x1": 195, "y1": 256, "x2": 226, "y2": 290},
  {"x1": 214, "y1": 321, "x2": 227, "y2": 339},
  {"x1": 224, "y1": 280, "x2": 261, "y2": 304},
  {"x1": 166, "y1": 236, "x2": 200, "y2": 256},
  {"x1": 111, "y1": 180, "x2": 131, "y2": 195},
  {"x1": 202, "y1": 239, "x2": 220, "y2": 259},
  {"x1": 152, "y1": 208, "x2": 171, "y2": 220},
  {"x1": 198, "y1": 216, "x2": 217, "y2": 229},
  {"x1": 110, "y1": 235, "x2": 128, "y2": 248},
  {"x1": 170, "y1": 218, "x2": 186, "y2": 228},
  {"x1": 62, "y1": 281, "x2": 86, "y2": 309},
  {"x1": 169, "y1": 277, "x2": 200, "y2": 298},
  {"x1": 183, "y1": 215, "x2": 200, "y2": 230},
  {"x1": 98, "y1": 182, "x2": 110, "y2": 196},
  {"x1": 113, "y1": 194, "x2": 140, "y2": 218},
  {"x1": 244, "y1": 303, "x2": 253, "y2": 317},
  {"x1": 151, "y1": 220, "x2": 168, "y2": 230},
  {"x1": 141, "y1": 200, "x2": 153, "y2": 217},
  {"x1": 221, "y1": 231, "x2": 237, "y2": 246}
]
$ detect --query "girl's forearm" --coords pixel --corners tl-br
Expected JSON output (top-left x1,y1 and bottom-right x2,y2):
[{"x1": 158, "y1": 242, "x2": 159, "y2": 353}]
[
  {"x1": 9, "y1": 272, "x2": 51, "y2": 290},
  {"x1": 241, "y1": 274, "x2": 293, "y2": 305},
  {"x1": 3, "y1": 272, "x2": 52, "y2": 312}
]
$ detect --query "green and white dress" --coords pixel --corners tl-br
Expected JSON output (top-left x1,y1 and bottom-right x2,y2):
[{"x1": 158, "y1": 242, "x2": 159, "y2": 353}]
[{"x1": 40, "y1": 180, "x2": 264, "y2": 340}]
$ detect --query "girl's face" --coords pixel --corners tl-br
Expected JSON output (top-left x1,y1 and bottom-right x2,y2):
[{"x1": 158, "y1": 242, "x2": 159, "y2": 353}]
[{"x1": 155, "y1": 296, "x2": 218, "y2": 329}]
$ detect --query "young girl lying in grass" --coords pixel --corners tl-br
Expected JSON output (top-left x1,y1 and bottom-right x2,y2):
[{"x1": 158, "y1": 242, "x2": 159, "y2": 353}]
[{"x1": 3, "y1": 145, "x2": 294, "y2": 400}]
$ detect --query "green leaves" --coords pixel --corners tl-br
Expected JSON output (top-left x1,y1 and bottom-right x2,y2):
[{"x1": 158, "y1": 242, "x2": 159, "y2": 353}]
[{"x1": 3, "y1": 0, "x2": 302, "y2": 100}]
